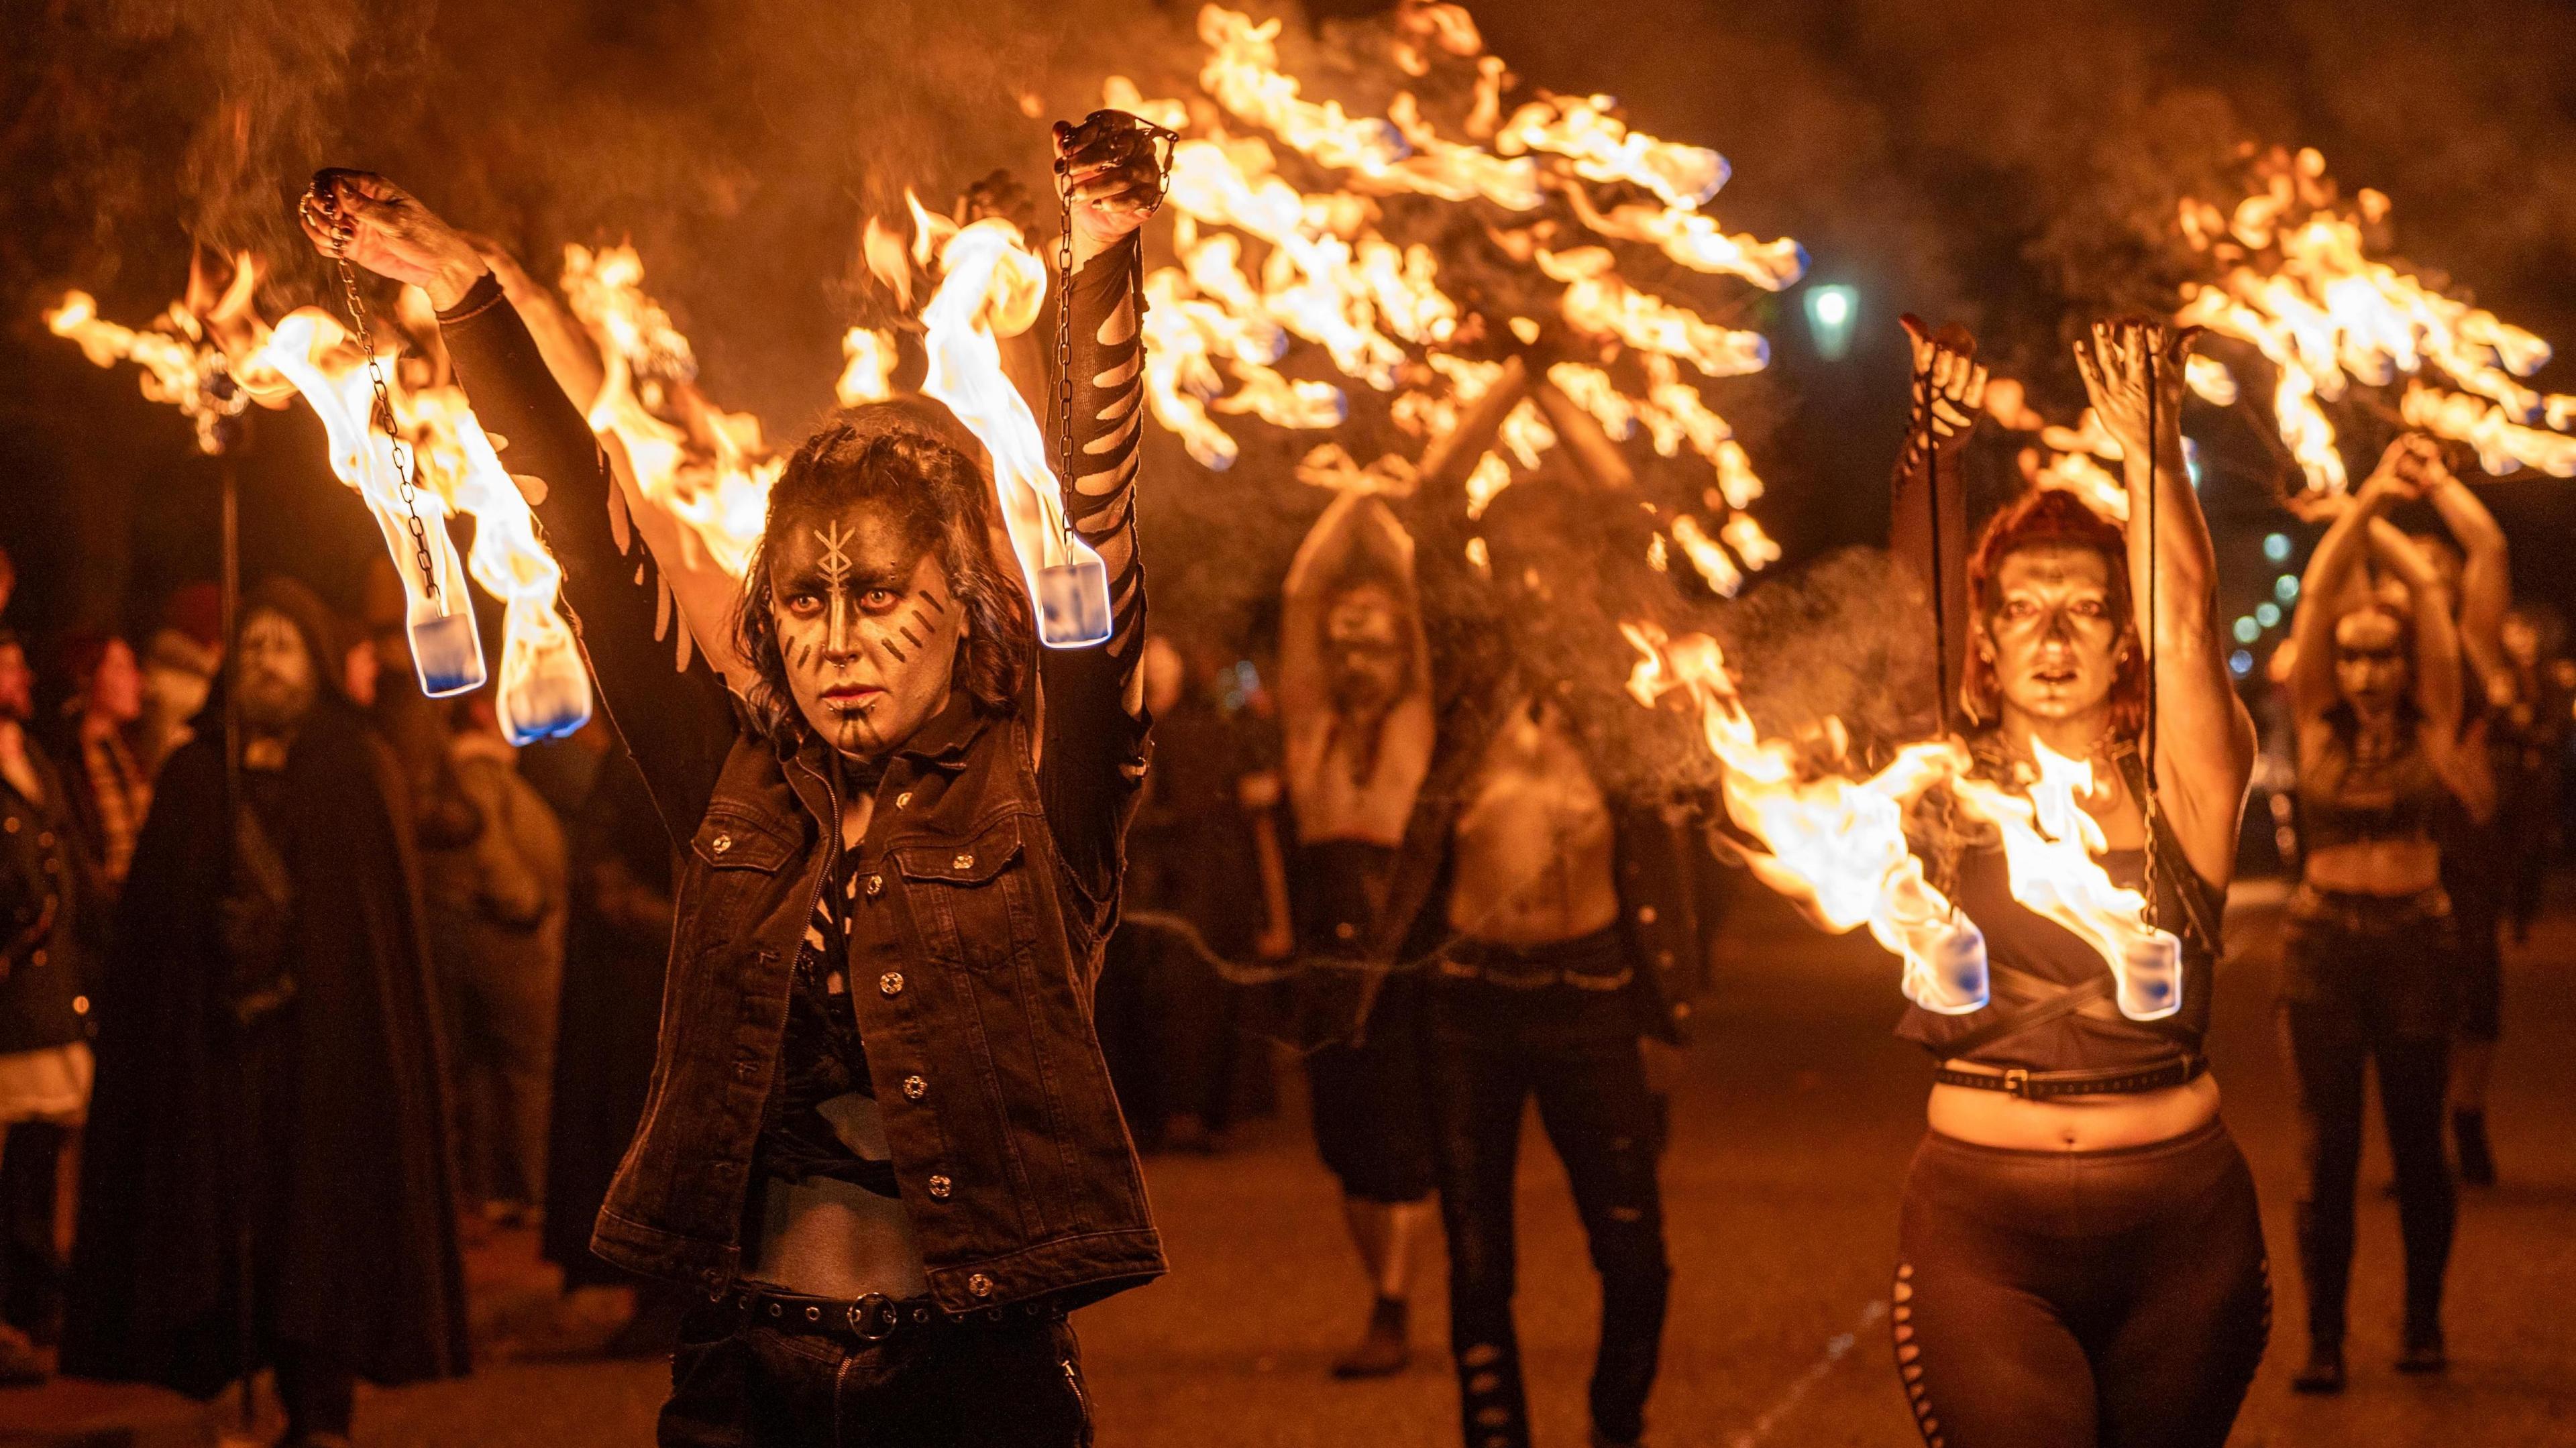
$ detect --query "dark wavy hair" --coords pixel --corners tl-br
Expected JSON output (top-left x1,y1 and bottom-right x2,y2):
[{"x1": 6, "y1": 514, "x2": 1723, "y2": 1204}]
[
  {"x1": 733, "y1": 398, "x2": 1033, "y2": 740},
  {"x1": 1959, "y1": 486, "x2": 2145, "y2": 738}
]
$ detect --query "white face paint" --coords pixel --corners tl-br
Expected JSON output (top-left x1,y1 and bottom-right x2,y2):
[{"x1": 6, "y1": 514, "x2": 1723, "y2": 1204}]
[{"x1": 770, "y1": 504, "x2": 967, "y2": 757}]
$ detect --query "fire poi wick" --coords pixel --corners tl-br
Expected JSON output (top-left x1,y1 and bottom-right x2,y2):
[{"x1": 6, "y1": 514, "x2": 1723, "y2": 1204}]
[{"x1": 305, "y1": 176, "x2": 443, "y2": 614}]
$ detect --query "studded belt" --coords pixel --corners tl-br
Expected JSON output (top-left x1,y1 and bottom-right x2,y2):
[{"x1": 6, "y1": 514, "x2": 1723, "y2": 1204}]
[
  {"x1": 714, "y1": 1285, "x2": 1061, "y2": 1343},
  {"x1": 1931, "y1": 1054, "x2": 2207, "y2": 1101}
]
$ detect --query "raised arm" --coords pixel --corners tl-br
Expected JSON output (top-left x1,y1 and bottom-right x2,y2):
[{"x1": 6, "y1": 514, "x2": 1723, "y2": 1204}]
[
  {"x1": 1409, "y1": 353, "x2": 1530, "y2": 559},
  {"x1": 1035, "y1": 117, "x2": 1167, "y2": 904},
  {"x1": 1886, "y1": 315, "x2": 1986, "y2": 732},
  {"x1": 2417, "y1": 448, "x2": 2512, "y2": 702},
  {"x1": 302, "y1": 172, "x2": 738, "y2": 841},
  {"x1": 2075, "y1": 319, "x2": 2253, "y2": 885},
  {"x1": 2290, "y1": 442, "x2": 2426, "y2": 725},
  {"x1": 1279, "y1": 492, "x2": 1432, "y2": 824}
]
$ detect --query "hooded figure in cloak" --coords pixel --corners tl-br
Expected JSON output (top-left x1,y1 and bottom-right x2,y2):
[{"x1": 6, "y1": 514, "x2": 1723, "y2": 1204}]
[{"x1": 62, "y1": 576, "x2": 468, "y2": 1446}]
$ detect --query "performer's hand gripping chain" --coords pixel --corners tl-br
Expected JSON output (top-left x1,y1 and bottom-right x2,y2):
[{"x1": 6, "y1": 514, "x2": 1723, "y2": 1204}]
[
  {"x1": 1037, "y1": 111, "x2": 1174, "y2": 647},
  {"x1": 299, "y1": 175, "x2": 443, "y2": 612}
]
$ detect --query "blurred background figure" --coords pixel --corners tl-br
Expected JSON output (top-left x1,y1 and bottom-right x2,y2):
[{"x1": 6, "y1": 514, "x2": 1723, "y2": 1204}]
[
  {"x1": 0, "y1": 630, "x2": 92, "y2": 1384},
  {"x1": 133, "y1": 583, "x2": 223, "y2": 777},
  {"x1": 425, "y1": 693, "x2": 568, "y2": 1230},
  {"x1": 2494, "y1": 604, "x2": 2569, "y2": 944},
  {"x1": 44, "y1": 632, "x2": 151, "y2": 946},
  {"x1": 1095, "y1": 636, "x2": 1287, "y2": 1155},
  {"x1": 1277, "y1": 491, "x2": 1440, "y2": 1382},
  {"x1": 63, "y1": 578, "x2": 468, "y2": 1447},
  {"x1": 540, "y1": 747, "x2": 682, "y2": 1357}
]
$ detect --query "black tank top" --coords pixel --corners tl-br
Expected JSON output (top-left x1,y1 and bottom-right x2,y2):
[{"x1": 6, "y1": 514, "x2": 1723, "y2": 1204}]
[{"x1": 1896, "y1": 744, "x2": 2226, "y2": 1073}]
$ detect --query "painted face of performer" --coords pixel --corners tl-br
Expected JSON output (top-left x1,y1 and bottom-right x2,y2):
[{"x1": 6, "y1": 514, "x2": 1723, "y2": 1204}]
[
  {"x1": 2333, "y1": 608, "x2": 2410, "y2": 718},
  {"x1": 769, "y1": 502, "x2": 967, "y2": 758},
  {"x1": 1986, "y1": 543, "x2": 2127, "y2": 726},
  {"x1": 236, "y1": 608, "x2": 318, "y2": 731},
  {"x1": 1324, "y1": 580, "x2": 1407, "y2": 715}
]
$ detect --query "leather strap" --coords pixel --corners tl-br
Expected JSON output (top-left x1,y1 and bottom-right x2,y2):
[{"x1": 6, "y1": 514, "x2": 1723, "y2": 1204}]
[
  {"x1": 1933, "y1": 1054, "x2": 2208, "y2": 1101},
  {"x1": 1933, "y1": 973, "x2": 2116, "y2": 1059}
]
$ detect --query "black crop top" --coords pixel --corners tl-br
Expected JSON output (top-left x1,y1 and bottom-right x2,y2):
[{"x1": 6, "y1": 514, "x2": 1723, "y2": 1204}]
[
  {"x1": 1896, "y1": 744, "x2": 2227, "y2": 1074},
  {"x1": 2298, "y1": 712, "x2": 2443, "y2": 854}
]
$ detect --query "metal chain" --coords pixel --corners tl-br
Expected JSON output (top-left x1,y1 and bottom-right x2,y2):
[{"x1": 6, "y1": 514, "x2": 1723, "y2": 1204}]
[
  {"x1": 324, "y1": 214, "x2": 443, "y2": 608},
  {"x1": 1056, "y1": 180, "x2": 1077, "y2": 559}
]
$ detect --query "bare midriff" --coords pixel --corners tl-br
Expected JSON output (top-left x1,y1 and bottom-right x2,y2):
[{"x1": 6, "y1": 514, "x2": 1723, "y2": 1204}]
[
  {"x1": 1927, "y1": 1072, "x2": 2220, "y2": 1152},
  {"x1": 2301, "y1": 838, "x2": 2443, "y2": 897},
  {"x1": 1446, "y1": 698, "x2": 1619, "y2": 946}
]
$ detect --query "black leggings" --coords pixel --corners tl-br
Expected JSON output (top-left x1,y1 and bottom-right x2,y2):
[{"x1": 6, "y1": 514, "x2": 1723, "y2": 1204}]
[
  {"x1": 1429, "y1": 974, "x2": 1667, "y2": 1448},
  {"x1": 2279, "y1": 1007, "x2": 2454, "y2": 1345},
  {"x1": 1893, "y1": 1121, "x2": 2269, "y2": 1448},
  {"x1": 2279, "y1": 900, "x2": 2457, "y2": 1345}
]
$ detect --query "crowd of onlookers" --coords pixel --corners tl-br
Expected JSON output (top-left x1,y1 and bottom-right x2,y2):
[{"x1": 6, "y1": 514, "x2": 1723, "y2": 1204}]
[{"x1": 0, "y1": 543, "x2": 1295, "y2": 1409}]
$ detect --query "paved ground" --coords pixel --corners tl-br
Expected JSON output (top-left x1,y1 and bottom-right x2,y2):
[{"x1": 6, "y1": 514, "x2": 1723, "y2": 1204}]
[{"x1": 9, "y1": 877, "x2": 2571, "y2": 1446}]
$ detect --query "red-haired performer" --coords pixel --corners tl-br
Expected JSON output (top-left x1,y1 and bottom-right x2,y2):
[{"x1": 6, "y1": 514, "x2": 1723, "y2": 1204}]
[
  {"x1": 1886, "y1": 321, "x2": 2264, "y2": 1448},
  {"x1": 301, "y1": 111, "x2": 1167, "y2": 1447}
]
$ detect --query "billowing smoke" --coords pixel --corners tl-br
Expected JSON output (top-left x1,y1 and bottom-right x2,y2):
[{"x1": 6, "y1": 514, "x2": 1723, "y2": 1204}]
[{"x1": 9, "y1": 0, "x2": 2574, "y2": 752}]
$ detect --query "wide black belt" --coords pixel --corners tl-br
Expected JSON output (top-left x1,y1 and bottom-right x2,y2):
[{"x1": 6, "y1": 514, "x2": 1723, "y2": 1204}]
[
  {"x1": 1933, "y1": 1054, "x2": 2207, "y2": 1101},
  {"x1": 713, "y1": 1285, "x2": 1059, "y2": 1344}
]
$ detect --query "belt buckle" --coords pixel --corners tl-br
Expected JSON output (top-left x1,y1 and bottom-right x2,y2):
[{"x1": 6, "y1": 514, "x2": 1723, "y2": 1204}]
[
  {"x1": 2003, "y1": 1067, "x2": 2031, "y2": 1099},
  {"x1": 847, "y1": 1293, "x2": 898, "y2": 1343}
]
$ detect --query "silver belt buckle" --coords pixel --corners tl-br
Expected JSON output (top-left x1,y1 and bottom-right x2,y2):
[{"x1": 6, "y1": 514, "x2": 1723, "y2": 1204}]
[
  {"x1": 2003, "y1": 1067, "x2": 2031, "y2": 1099},
  {"x1": 847, "y1": 1293, "x2": 898, "y2": 1343}
]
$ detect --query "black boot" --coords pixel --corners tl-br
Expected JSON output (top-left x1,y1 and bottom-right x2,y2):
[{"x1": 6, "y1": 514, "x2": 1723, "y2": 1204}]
[
  {"x1": 1332, "y1": 1296, "x2": 1409, "y2": 1379},
  {"x1": 2399, "y1": 1306, "x2": 2448, "y2": 1374},
  {"x1": 2290, "y1": 1339, "x2": 2345, "y2": 1394},
  {"x1": 2453, "y1": 1110, "x2": 2496, "y2": 1186}
]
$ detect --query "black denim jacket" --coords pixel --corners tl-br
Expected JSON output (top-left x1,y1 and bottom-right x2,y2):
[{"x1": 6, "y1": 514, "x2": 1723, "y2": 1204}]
[{"x1": 436, "y1": 235, "x2": 1165, "y2": 1313}]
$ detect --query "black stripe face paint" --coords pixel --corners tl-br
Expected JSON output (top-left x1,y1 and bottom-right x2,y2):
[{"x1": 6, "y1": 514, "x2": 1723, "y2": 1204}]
[{"x1": 769, "y1": 504, "x2": 970, "y2": 759}]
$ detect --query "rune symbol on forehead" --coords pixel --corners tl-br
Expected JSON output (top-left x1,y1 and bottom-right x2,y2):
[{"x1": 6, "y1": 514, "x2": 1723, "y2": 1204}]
[{"x1": 813, "y1": 520, "x2": 855, "y2": 590}]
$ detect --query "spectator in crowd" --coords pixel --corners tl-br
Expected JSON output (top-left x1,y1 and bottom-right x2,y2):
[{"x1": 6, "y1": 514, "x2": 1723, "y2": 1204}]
[
  {"x1": 425, "y1": 693, "x2": 568, "y2": 1227},
  {"x1": 2496, "y1": 604, "x2": 2570, "y2": 944},
  {"x1": 134, "y1": 583, "x2": 223, "y2": 775},
  {"x1": 45, "y1": 633, "x2": 152, "y2": 931},
  {"x1": 541, "y1": 746, "x2": 682, "y2": 1355},
  {"x1": 0, "y1": 631, "x2": 91, "y2": 1384},
  {"x1": 1095, "y1": 636, "x2": 1287, "y2": 1153},
  {"x1": 64, "y1": 577, "x2": 468, "y2": 1447}
]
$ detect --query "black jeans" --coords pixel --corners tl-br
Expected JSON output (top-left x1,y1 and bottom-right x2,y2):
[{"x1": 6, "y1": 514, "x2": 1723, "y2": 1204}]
[
  {"x1": 659, "y1": 1305, "x2": 1093, "y2": 1447},
  {"x1": 2279, "y1": 896, "x2": 2458, "y2": 1347},
  {"x1": 1894, "y1": 1121, "x2": 2269, "y2": 1448},
  {"x1": 1429, "y1": 972, "x2": 1668, "y2": 1448}
]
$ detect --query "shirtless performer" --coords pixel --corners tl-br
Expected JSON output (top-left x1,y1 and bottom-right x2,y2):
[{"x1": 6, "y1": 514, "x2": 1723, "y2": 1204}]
[
  {"x1": 1279, "y1": 490, "x2": 1441, "y2": 1377},
  {"x1": 1377, "y1": 357, "x2": 1708, "y2": 1448}
]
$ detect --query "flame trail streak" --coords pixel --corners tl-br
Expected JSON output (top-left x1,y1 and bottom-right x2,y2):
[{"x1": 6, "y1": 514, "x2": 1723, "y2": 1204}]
[
  {"x1": 48, "y1": 279, "x2": 591, "y2": 740},
  {"x1": 1625, "y1": 624, "x2": 2177, "y2": 1012},
  {"x1": 1097, "y1": 5, "x2": 1800, "y2": 590}
]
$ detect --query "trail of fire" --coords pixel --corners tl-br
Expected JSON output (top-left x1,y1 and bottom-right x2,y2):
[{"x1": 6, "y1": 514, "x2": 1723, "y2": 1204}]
[
  {"x1": 46, "y1": 268, "x2": 592, "y2": 738},
  {"x1": 1104, "y1": 4, "x2": 1802, "y2": 600},
  {"x1": 1623, "y1": 623, "x2": 2180, "y2": 1019},
  {"x1": 1982, "y1": 148, "x2": 2575, "y2": 512}
]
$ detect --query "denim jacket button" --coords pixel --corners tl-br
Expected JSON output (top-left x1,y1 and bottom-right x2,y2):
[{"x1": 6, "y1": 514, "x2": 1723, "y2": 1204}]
[
  {"x1": 865, "y1": 874, "x2": 885, "y2": 898},
  {"x1": 967, "y1": 1272, "x2": 993, "y2": 1296},
  {"x1": 896, "y1": 791, "x2": 913, "y2": 809},
  {"x1": 902, "y1": 1075, "x2": 928, "y2": 1101},
  {"x1": 879, "y1": 972, "x2": 904, "y2": 997},
  {"x1": 711, "y1": 834, "x2": 733, "y2": 854},
  {"x1": 927, "y1": 1173, "x2": 953, "y2": 1199},
  {"x1": 951, "y1": 852, "x2": 975, "y2": 871}
]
